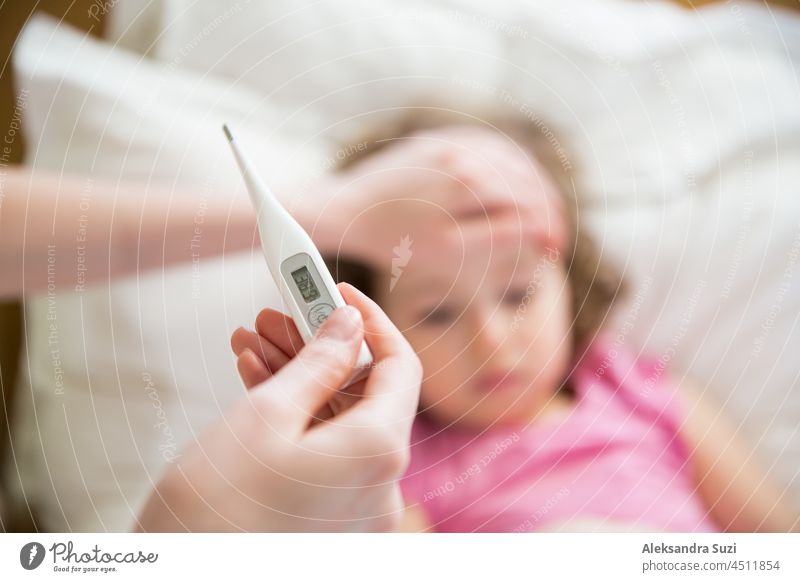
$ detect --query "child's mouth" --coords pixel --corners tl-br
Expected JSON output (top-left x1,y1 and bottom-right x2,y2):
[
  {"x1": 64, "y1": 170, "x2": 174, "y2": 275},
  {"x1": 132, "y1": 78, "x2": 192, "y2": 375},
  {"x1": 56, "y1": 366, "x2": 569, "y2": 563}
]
[{"x1": 476, "y1": 371, "x2": 520, "y2": 394}]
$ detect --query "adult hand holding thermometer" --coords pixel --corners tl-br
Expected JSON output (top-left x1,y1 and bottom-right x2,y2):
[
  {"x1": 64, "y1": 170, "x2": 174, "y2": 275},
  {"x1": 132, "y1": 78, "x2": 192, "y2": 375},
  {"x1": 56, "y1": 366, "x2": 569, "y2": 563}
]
[
  {"x1": 142, "y1": 283, "x2": 424, "y2": 531},
  {"x1": 223, "y1": 125, "x2": 373, "y2": 386}
]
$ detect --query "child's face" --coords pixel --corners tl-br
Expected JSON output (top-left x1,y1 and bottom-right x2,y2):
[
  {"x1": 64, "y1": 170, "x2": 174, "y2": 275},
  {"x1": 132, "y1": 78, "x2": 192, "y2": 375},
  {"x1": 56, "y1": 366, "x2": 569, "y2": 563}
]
[
  {"x1": 377, "y1": 218, "x2": 573, "y2": 429},
  {"x1": 339, "y1": 124, "x2": 573, "y2": 428}
]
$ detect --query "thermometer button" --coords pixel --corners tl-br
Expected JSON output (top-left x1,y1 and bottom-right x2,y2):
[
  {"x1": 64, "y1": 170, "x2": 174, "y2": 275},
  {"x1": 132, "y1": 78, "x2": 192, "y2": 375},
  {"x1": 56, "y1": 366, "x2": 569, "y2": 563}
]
[{"x1": 308, "y1": 303, "x2": 335, "y2": 328}]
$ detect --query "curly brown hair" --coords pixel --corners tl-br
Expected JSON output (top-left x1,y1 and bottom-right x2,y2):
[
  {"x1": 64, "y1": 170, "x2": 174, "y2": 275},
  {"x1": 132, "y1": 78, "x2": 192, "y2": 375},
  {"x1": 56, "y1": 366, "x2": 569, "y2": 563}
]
[{"x1": 323, "y1": 107, "x2": 625, "y2": 349}]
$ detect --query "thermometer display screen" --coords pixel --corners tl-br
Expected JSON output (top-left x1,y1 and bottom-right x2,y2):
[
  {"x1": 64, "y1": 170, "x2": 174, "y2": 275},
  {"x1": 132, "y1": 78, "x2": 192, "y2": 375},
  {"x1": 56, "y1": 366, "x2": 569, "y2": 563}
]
[{"x1": 291, "y1": 266, "x2": 321, "y2": 303}]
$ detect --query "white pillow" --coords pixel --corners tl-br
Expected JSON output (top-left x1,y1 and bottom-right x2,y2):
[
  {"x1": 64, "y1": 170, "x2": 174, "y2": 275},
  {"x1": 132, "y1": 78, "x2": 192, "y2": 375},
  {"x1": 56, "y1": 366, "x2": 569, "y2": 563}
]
[
  {"x1": 105, "y1": 0, "x2": 507, "y2": 141},
  {"x1": 10, "y1": 15, "x2": 325, "y2": 531}
]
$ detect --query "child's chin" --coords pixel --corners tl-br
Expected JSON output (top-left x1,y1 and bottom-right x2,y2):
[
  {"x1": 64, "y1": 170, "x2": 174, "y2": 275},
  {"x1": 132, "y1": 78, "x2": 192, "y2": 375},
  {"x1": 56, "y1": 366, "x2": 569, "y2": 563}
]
[
  {"x1": 453, "y1": 407, "x2": 533, "y2": 430},
  {"x1": 423, "y1": 399, "x2": 535, "y2": 429}
]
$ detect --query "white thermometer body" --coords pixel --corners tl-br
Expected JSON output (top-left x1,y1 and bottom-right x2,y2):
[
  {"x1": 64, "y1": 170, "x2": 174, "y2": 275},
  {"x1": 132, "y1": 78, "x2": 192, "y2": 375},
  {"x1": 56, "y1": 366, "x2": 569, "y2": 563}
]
[{"x1": 224, "y1": 125, "x2": 373, "y2": 383}]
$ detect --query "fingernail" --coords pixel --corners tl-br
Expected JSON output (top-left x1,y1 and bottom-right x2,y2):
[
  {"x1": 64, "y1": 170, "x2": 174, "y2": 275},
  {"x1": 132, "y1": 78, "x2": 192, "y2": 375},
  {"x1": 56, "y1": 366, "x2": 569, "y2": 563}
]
[{"x1": 319, "y1": 305, "x2": 361, "y2": 340}]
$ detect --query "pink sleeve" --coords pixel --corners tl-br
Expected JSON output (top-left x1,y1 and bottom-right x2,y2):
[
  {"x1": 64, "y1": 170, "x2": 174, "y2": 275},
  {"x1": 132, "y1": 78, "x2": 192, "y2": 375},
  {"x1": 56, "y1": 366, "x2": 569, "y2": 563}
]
[
  {"x1": 631, "y1": 354, "x2": 686, "y2": 431},
  {"x1": 609, "y1": 347, "x2": 692, "y2": 460}
]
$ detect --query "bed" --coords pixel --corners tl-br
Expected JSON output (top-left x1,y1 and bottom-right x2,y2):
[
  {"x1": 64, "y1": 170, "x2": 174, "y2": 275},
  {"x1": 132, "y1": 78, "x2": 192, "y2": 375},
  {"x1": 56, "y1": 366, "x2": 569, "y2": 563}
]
[{"x1": 5, "y1": 0, "x2": 800, "y2": 531}]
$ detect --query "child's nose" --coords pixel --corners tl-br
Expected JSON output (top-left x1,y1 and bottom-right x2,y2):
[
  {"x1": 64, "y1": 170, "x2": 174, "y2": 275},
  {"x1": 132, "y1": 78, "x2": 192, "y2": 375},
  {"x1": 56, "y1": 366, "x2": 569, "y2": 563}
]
[{"x1": 469, "y1": 310, "x2": 510, "y2": 361}]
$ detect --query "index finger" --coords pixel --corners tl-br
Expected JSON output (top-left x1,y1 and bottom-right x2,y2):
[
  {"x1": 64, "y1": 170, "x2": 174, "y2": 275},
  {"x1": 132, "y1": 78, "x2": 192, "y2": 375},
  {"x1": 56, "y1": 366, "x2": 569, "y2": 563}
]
[{"x1": 328, "y1": 283, "x2": 422, "y2": 430}]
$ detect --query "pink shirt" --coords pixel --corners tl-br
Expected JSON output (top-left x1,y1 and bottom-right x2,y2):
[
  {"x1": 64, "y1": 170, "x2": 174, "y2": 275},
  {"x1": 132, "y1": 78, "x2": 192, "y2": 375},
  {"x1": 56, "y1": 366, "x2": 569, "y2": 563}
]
[{"x1": 400, "y1": 340, "x2": 719, "y2": 532}]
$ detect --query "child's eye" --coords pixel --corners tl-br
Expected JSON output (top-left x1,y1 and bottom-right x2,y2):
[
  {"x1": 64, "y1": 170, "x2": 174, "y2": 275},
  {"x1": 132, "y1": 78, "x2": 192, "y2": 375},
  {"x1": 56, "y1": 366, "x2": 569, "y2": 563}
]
[
  {"x1": 503, "y1": 287, "x2": 531, "y2": 306},
  {"x1": 418, "y1": 306, "x2": 458, "y2": 325}
]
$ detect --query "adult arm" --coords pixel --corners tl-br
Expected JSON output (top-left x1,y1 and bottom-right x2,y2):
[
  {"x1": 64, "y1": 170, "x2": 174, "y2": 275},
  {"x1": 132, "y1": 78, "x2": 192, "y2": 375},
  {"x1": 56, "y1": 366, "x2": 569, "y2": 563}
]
[{"x1": 0, "y1": 167, "x2": 257, "y2": 297}]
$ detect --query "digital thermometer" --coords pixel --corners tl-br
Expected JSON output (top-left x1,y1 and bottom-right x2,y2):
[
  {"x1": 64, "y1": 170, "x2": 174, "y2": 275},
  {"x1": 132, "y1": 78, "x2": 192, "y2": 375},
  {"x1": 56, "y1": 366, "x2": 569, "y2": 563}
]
[{"x1": 223, "y1": 124, "x2": 373, "y2": 385}]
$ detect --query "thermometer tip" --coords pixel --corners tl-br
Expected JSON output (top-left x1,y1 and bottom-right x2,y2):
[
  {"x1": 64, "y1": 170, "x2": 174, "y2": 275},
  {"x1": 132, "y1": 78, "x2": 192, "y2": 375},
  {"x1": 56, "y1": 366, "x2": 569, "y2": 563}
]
[{"x1": 222, "y1": 124, "x2": 233, "y2": 142}]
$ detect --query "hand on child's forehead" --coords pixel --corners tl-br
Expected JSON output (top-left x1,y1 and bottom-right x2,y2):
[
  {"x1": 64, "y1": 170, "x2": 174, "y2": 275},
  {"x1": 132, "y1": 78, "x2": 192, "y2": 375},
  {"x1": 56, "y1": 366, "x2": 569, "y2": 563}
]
[
  {"x1": 339, "y1": 192, "x2": 540, "y2": 266},
  {"x1": 342, "y1": 127, "x2": 550, "y2": 217},
  {"x1": 334, "y1": 124, "x2": 566, "y2": 269},
  {"x1": 396, "y1": 213, "x2": 544, "y2": 279}
]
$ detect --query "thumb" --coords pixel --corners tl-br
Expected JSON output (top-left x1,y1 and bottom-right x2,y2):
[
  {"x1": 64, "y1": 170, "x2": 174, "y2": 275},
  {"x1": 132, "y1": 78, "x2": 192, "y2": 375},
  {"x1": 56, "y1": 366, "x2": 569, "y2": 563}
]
[{"x1": 269, "y1": 305, "x2": 364, "y2": 428}]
